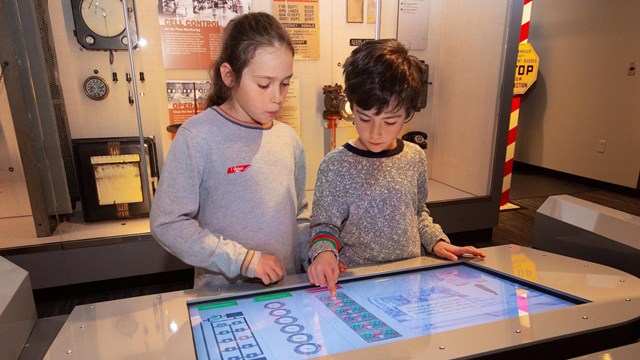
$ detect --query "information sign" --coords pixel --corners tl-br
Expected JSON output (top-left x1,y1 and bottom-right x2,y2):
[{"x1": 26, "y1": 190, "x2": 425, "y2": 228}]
[{"x1": 514, "y1": 43, "x2": 539, "y2": 95}]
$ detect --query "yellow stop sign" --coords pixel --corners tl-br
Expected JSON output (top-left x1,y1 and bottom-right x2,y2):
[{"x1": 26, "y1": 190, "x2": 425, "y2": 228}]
[{"x1": 514, "y1": 43, "x2": 539, "y2": 95}]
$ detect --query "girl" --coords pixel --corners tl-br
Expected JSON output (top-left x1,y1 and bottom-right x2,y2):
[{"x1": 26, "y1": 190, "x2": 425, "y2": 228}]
[
  {"x1": 151, "y1": 12, "x2": 309, "y2": 290},
  {"x1": 307, "y1": 39, "x2": 485, "y2": 296}
]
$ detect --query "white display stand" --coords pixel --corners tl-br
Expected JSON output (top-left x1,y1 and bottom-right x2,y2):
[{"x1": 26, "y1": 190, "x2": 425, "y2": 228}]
[
  {"x1": 43, "y1": 245, "x2": 640, "y2": 359},
  {"x1": 533, "y1": 195, "x2": 640, "y2": 277},
  {"x1": 0, "y1": 256, "x2": 37, "y2": 359}
]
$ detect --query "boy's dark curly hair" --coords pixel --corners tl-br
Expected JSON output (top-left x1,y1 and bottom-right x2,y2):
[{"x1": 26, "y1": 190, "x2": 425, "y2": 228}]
[{"x1": 343, "y1": 39, "x2": 425, "y2": 118}]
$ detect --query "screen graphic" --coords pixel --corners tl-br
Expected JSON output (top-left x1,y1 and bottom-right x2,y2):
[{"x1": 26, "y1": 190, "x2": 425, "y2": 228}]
[{"x1": 188, "y1": 262, "x2": 586, "y2": 359}]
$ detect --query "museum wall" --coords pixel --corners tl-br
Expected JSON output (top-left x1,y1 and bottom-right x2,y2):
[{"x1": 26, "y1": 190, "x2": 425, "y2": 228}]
[{"x1": 515, "y1": 0, "x2": 640, "y2": 189}]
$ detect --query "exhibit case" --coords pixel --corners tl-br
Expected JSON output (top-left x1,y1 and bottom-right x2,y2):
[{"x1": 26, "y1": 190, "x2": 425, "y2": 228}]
[
  {"x1": 1, "y1": 0, "x2": 521, "y2": 286},
  {"x1": 0, "y1": 0, "x2": 171, "y2": 288}
]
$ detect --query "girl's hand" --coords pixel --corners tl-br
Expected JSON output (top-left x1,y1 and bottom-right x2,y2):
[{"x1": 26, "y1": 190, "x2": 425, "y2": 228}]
[{"x1": 253, "y1": 254, "x2": 285, "y2": 285}]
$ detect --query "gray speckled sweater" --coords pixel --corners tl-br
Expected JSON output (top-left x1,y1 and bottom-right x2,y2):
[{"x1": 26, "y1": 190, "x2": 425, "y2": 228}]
[
  {"x1": 151, "y1": 107, "x2": 310, "y2": 289},
  {"x1": 308, "y1": 139, "x2": 449, "y2": 267}
]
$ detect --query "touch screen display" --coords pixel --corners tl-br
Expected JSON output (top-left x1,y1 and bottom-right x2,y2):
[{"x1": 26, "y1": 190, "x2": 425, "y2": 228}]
[{"x1": 187, "y1": 262, "x2": 587, "y2": 359}]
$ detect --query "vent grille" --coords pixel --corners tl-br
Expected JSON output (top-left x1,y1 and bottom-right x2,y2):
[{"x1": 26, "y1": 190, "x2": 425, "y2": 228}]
[{"x1": 34, "y1": 0, "x2": 80, "y2": 203}]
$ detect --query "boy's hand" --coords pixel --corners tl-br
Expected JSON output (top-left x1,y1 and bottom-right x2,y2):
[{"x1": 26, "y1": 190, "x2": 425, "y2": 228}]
[
  {"x1": 338, "y1": 261, "x2": 348, "y2": 273},
  {"x1": 307, "y1": 251, "x2": 341, "y2": 297},
  {"x1": 253, "y1": 254, "x2": 285, "y2": 285},
  {"x1": 433, "y1": 240, "x2": 486, "y2": 261}
]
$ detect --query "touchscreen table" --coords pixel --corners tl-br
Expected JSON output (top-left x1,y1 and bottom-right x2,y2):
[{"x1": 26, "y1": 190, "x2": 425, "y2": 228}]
[{"x1": 187, "y1": 262, "x2": 587, "y2": 360}]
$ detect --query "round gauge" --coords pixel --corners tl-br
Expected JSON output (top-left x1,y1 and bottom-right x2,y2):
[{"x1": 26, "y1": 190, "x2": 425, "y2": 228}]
[
  {"x1": 83, "y1": 75, "x2": 109, "y2": 100},
  {"x1": 80, "y1": 0, "x2": 126, "y2": 38}
]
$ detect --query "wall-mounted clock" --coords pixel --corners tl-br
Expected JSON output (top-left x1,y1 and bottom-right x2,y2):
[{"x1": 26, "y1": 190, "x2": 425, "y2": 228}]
[
  {"x1": 70, "y1": 0, "x2": 139, "y2": 50},
  {"x1": 83, "y1": 75, "x2": 109, "y2": 100}
]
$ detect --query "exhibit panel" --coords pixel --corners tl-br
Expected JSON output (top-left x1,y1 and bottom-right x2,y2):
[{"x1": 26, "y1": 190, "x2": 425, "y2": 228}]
[{"x1": 43, "y1": 245, "x2": 640, "y2": 359}]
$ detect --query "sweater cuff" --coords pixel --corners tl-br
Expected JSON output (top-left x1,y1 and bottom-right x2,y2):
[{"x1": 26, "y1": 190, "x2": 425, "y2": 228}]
[
  {"x1": 308, "y1": 231, "x2": 341, "y2": 262},
  {"x1": 240, "y1": 249, "x2": 262, "y2": 278},
  {"x1": 309, "y1": 241, "x2": 339, "y2": 264},
  {"x1": 309, "y1": 231, "x2": 341, "y2": 251}
]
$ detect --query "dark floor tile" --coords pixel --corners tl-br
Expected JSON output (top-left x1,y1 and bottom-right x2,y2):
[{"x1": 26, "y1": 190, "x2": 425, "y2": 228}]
[{"x1": 509, "y1": 172, "x2": 596, "y2": 200}]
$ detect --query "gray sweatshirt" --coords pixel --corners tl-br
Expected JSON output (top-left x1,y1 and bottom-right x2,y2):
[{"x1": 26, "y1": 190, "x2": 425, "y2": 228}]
[
  {"x1": 308, "y1": 140, "x2": 450, "y2": 267},
  {"x1": 151, "y1": 107, "x2": 310, "y2": 289}
]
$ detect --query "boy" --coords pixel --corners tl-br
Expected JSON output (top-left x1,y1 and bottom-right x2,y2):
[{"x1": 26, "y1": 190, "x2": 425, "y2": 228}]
[{"x1": 307, "y1": 39, "x2": 485, "y2": 296}]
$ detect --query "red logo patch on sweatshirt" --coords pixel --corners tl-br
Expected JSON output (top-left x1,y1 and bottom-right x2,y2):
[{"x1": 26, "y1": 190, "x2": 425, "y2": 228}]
[{"x1": 227, "y1": 164, "x2": 251, "y2": 174}]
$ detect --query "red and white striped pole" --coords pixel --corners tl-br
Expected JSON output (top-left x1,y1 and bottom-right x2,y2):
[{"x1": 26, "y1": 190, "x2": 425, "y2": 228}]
[{"x1": 500, "y1": 0, "x2": 532, "y2": 210}]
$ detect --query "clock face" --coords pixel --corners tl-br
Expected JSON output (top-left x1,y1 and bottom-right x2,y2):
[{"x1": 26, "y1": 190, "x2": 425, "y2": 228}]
[
  {"x1": 70, "y1": 0, "x2": 138, "y2": 50},
  {"x1": 83, "y1": 76, "x2": 109, "y2": 100},
  {"x1": 80, "y1": 0, "x2": 126, "y2": 37}
]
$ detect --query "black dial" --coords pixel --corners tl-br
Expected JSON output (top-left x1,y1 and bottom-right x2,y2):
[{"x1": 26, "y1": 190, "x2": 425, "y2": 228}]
[{"x1": 83, "y1": 75, "x2": 109, "y2": 100}]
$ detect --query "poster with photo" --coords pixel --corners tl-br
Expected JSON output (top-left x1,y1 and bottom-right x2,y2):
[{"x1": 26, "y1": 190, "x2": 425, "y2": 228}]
[
  {"x1": 158, "y1": 0, "x2": 250, "y2": 69},
  {"x1": 166, "y1": 80, "x2": 211, "y2": 126},
  {"x1": 273, "y1": 0, "x2": 320, "y2": 60}
]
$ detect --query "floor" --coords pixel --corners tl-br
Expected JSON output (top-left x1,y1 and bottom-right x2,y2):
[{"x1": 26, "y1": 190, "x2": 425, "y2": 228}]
[{"x1": 18, "y1": 164, "x2": 640, "y2": 359}]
